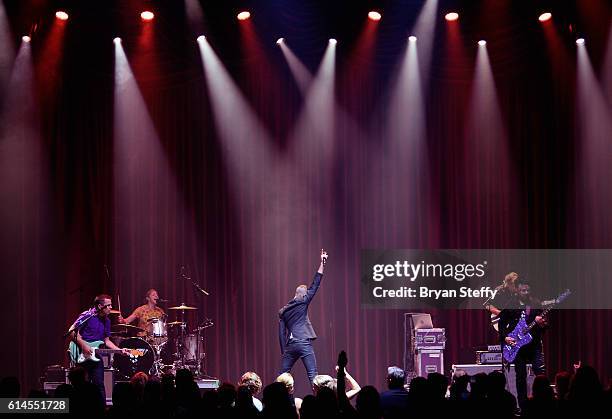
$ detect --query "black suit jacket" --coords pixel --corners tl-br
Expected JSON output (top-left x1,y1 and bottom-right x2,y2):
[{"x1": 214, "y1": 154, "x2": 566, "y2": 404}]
[{"x1": 278, "y1": 272, "x2": 323, "y2": 353}]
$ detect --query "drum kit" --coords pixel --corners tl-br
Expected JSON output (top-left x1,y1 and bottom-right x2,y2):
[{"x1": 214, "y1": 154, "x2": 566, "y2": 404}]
[{"x1": 110, "y1": 304, "x2": 213, "y2": 380}]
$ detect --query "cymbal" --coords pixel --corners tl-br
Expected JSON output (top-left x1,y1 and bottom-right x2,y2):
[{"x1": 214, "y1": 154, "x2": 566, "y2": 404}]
[
  {"x1": 167, "y1": 321, "x2": 186, "y2": 327},
  {"x1": 168, "y1": 305, "x2": 197, "y2": 310},
  {"x1": 111, "y1": 324, "x2": 145, "y2": 332}
]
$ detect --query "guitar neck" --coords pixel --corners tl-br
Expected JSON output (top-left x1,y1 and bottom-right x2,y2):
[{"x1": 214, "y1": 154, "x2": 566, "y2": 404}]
[
  {"x1": 95, "y1": 348, "x2": 123, "y2": 354},
  {"x1": 526, "y1": 305, "x2": 555, "y2": 331}
]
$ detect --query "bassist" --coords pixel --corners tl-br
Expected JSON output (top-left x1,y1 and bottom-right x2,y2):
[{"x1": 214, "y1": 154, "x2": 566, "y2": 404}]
[{"x1": 498, "y1": 278, "x2": 547, "y2": 409}]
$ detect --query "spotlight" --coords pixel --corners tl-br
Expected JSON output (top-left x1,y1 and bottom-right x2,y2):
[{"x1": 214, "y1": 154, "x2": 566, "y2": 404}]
[
  {"x1": 22, "y1": 35, "x2": 31, "y2": 43},
  {"x1": 445, "y1": 12, "x2": 459, "y2": 22},
  {"x1": 368, "y1": 11, "x2": 382, "y2": 21},
  {"x1": 538, "y1": 12, "x2": 552, "y2": 22},
  {"x1": 276, "y1": 37, "x2": 284, "y2": 45},
  {"x1": 197, "y1": 35, "x2": 206, "y2": 42},
  {"x1": 408, "y1": 35, "x2": 417, "y2": 42},
  {"x1": 576, "y1": 38, "x2": 585, "y2": 45},
  {"x1": 141, "y1": 11, "x2": 154, "y2": 21},
  {"x1": 329, "y1": 38, "x2": 337, "y2": 45},
  {"x1": 113, "y1": 37, "x2": 122, "y2": 44},
  {"x1": 55, "y1": 11, "x2": 69, "y2": 21},
  {"x1": 478, "y1": 40, "x2": 487, "y2": 46},
  {"x1": 237, "y1": 11, "x2": 251, "y2": 21}
]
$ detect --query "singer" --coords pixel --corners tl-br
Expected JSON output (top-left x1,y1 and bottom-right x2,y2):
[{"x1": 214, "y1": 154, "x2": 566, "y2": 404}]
[
  {"x1": 278, "y1": 249, "x2": 328, "y2": 384},
  {"x1": 119, "y1": 288, "x2": 166, "y2": 335}
]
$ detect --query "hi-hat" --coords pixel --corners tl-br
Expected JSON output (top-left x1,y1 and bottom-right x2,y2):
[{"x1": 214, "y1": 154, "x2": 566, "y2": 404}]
[{"x1": 168, "y1": 304, "x2": 197, "y2": 310}]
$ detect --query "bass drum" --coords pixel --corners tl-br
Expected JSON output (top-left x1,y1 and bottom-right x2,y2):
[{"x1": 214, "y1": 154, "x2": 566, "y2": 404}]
[
  {"x1": 158, "y1": 335, "x2": 204, "y2": 365},
  {"x1": 113, "y1": 338, "x2": 155, "y2": 380}
]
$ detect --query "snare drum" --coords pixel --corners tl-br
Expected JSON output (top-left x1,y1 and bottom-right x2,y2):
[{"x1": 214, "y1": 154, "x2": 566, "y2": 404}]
[{"x1": 147, "y1": 316, "x2": 167, "y2": 338}]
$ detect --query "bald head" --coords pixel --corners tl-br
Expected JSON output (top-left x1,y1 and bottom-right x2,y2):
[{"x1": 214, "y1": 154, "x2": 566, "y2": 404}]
[{"x1": 294, "y1": 285, "x2": 307, "y2": 300}]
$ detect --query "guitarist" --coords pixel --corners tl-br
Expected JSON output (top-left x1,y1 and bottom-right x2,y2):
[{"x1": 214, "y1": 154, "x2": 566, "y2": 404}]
[
  {"x1": 485, "y1": 272, "x2": 519, "y2": 329},
  {"x1": 498, "y1": 278, "x2": 547, "y2": 409},
  {"x1": 69, "y1": 294, "x2": 130, "y2": 401}
]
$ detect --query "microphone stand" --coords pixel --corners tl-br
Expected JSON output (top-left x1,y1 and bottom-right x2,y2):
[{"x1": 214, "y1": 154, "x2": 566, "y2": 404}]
[{"x1": 179, "y1": 266, "x2": 210, "y2": 378}]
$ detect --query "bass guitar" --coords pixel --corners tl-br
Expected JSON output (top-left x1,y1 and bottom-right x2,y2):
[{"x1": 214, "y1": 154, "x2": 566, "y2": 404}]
[{"x1": 502, "y1": 289, "x2": 571, "y2": 363}]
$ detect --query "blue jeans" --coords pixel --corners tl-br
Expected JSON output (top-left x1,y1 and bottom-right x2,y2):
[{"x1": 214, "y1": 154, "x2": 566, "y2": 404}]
[
  {"x1": 280, "y1": 339, "x2": 318, "y2": 384},
  {"x1": 83, "y1": 359, "x2": 106, "y2": 402}
]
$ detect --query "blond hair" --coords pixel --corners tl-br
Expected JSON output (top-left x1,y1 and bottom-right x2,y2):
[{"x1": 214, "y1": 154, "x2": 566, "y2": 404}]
[
  {"x1": 276, "y1": 372, "x2": 294, "y2": 393},
  {"x1": 503, "y1": 272, "x2": 519, "y2": 288},
  {"x1": 239, "y1": 371, "x2": 262, "y2": 395}
]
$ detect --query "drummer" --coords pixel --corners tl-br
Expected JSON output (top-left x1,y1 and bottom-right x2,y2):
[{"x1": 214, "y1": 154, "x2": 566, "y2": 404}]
[{"x1": 118, "y1": 289, "x2": 165, "y2": 337}]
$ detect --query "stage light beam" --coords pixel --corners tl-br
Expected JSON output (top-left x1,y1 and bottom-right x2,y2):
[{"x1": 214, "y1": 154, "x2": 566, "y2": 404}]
[
  {"x1": 329, "y1": 38, "x2": 337, "y2": 45},
  {"x1": 409, "y1": 0, "x2": 439, "y2": 100},
  {"x1": 576, "y1": 38, "x2": 585, "y2": 45},
  {"x1": 22, "y1": 35, "x2": 31, "y2": 43},
  {"x1": 409, "y1": 36, "x2": 417, "y2": 42},
  {"x1": 276, "y1": 37, "x2": 284, "y2": 45},
  {"x1": 462, "y1": 42, "x2": 519, "y2": 242},
  {"x1": 478, "y1": 40, "x2": 487, "y2": 46},
  {"x1": 197, "y1": 35, "x2": 206, "y2": 42},
  {"x1": 573, "y1": 33, "x2": 612, "y2": 246},
  {"x1": 278, "y1": 39, "x2": 313, "y2": 94}
]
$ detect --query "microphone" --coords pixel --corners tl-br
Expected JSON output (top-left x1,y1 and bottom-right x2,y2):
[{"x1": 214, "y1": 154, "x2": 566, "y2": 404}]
[{"x1": 180, "y1": 266, "x2": 191, "y2": 280}]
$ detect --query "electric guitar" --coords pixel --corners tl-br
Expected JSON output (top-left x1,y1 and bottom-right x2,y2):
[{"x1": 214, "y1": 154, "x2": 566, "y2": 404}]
[
  {"x1": 68, "y1": 340, "x2": 145, "y2": 364},
  {"x1": 490, "y1": 299, "x2": 556, "y2": 332},
  {"x1": 502, "y1": 289, "x2": 571, "y2": 363}
]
